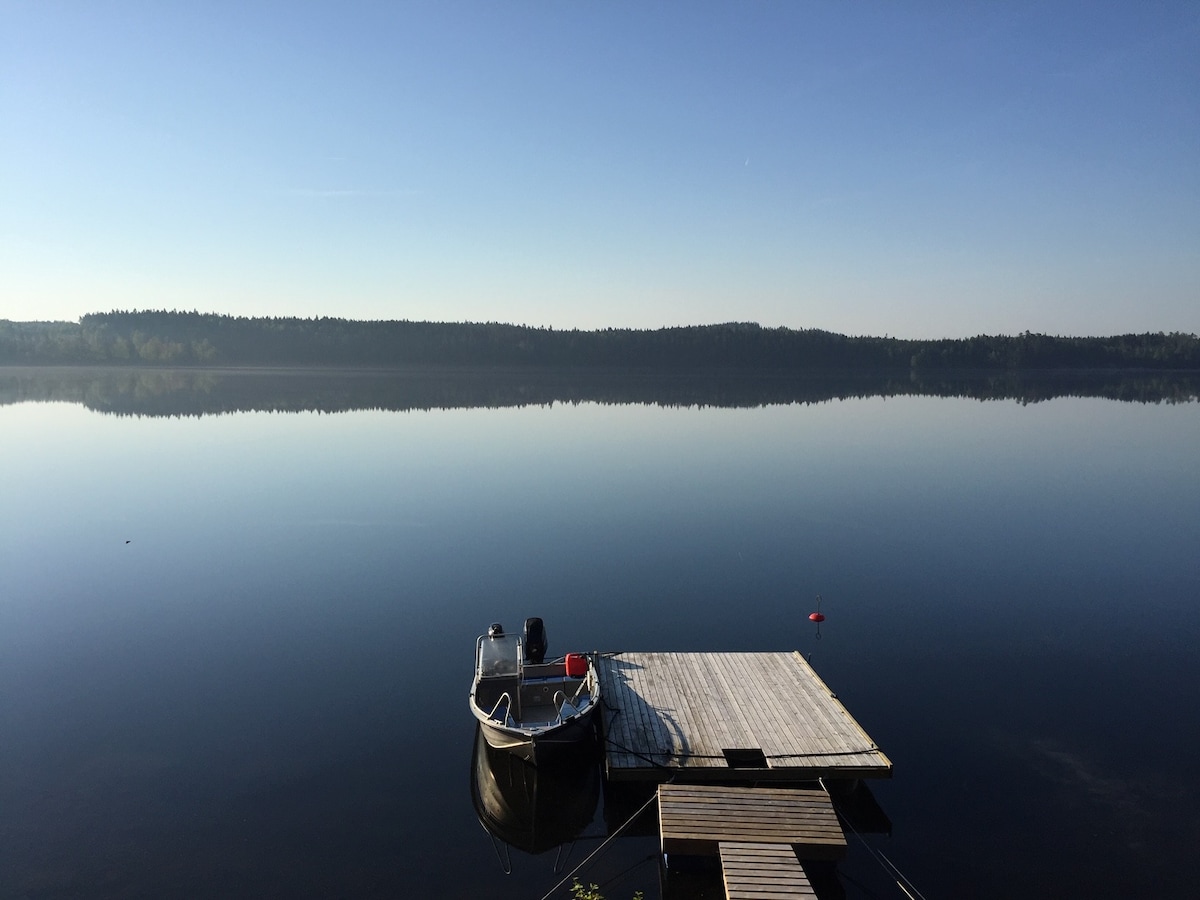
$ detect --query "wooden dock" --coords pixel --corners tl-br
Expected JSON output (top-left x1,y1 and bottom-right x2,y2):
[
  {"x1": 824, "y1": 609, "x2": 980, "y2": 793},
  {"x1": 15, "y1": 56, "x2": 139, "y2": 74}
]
[
  {"x1": 658, "y1": 784, "x2": 847, "y2": 860},
  {"x1": 720, "y1": 843, "x2": 817, "y2": 899},
  {"x1": 596, "y1": 651, "x2": 891, "y2": 782}
]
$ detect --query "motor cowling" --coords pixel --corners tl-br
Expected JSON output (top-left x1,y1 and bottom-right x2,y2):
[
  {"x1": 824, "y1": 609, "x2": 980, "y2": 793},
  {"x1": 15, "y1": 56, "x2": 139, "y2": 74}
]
[{"x1": 524, "y1": 617, "x2": 547, "y2": 663}]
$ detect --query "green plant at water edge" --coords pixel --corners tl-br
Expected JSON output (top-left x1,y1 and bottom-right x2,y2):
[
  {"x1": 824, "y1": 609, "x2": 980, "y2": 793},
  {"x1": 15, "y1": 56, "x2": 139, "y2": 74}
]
[{"x1": 570, "y1": 879, "x2": 643, "y2": 900}]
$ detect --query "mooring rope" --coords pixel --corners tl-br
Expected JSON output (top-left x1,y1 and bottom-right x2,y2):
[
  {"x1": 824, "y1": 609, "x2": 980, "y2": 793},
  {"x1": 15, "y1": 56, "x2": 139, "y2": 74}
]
[
  {"x1": 591, "y1": 852, "x2": 659, "y2": 896},
  {"x1": 819, "y1": 777, "x2": 929, "y2": 900},
  {"x1": 602, "y1": 733, "x2": 873, "y2": 765},
  {"x1": 600, "y1": 734, "x2": 677, "y2": 770},
  {"x1": 535, "y1": 786, "x2": 661, "y2": 900}
]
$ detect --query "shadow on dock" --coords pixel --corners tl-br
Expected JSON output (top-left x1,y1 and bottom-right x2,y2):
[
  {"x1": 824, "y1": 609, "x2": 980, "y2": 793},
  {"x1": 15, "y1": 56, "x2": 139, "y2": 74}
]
[{"x1": 598, "y1": 653, "x2": 694, "y2": 771}]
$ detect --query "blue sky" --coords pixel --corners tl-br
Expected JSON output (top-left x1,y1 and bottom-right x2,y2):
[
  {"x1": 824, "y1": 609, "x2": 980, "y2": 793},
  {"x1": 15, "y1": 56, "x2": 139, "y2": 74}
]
[{"x1": 2, "y1": 1, "x2": 1197, "y2": 337}]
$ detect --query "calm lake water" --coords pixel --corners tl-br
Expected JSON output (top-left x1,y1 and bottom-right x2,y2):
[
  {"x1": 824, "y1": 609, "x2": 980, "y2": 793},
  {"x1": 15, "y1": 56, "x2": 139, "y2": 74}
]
[{"x1": 2, "y1": 369, "x2": 1198, "y2": 899}]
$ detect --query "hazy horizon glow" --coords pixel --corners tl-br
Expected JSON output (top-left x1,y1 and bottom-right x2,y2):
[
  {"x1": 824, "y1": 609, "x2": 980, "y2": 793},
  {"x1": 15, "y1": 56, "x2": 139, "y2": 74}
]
[{"x1": 2, "y1": 2, "x2": 1197, "y2": 339}]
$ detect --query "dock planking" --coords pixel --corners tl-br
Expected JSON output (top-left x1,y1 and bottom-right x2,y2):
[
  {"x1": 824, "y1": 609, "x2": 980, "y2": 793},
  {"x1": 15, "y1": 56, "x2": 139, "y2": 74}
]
[
  {"x1": 659, "y1": 784, "x2": 847, "y2": 860},
  {"x1": 596, "y1": 651, "x2": 891, "y2": 782},
  {"x1": 720, "y1": 842, "x2": 817, "y2": 899}
]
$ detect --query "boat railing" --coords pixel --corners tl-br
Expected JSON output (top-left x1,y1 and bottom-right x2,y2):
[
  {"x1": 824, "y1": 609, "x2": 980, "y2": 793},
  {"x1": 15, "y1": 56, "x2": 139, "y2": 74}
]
[
  {"x1": 486, "y1": 691, "x2": 514, "y2": 726},
  {"x1": 552, "y1": 678, "x2": 590, "y2": 722},
  {"x1": 552, "y1": 690, "x2": 573, "y2": 722}
]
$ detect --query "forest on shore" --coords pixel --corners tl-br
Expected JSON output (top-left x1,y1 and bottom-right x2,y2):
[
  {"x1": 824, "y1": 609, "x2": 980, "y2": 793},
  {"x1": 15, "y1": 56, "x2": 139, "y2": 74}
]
[{"x1": 2, "y1": 311, "x2": 1198, "y2": 371}]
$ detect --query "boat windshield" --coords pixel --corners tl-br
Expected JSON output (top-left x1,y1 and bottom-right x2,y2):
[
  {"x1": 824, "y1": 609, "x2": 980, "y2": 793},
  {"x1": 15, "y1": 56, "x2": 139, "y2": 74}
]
[{"x1": 478, "y1": 633, "x2": 521, "y2": 677}]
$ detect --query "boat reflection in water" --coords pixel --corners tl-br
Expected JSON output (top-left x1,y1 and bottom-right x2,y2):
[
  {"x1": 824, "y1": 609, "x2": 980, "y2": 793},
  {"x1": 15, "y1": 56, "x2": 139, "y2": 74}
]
[{"x1": 469, "y1": 724, "x2": 601, "y2": 873}]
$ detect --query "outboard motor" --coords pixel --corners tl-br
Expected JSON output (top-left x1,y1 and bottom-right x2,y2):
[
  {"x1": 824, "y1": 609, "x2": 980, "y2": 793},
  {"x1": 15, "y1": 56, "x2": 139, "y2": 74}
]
[
  {"x1": 523, "y1": 617, "x2": 547, "y2": 664},
  {"x1": 487, "y1": 623, "x2": 504, "y2": 638}
]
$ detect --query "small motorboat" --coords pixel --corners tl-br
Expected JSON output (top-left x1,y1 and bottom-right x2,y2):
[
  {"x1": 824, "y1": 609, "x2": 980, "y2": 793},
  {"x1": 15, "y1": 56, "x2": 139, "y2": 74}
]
[{"x1": 469, "y1": 618, "x2": 600, "y2": 765}]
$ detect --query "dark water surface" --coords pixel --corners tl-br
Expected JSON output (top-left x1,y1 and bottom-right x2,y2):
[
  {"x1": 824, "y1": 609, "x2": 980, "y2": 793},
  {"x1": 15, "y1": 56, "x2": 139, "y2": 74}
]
[{"x1": 2, "y1": 370, "x2": 1198, "y2": 898}]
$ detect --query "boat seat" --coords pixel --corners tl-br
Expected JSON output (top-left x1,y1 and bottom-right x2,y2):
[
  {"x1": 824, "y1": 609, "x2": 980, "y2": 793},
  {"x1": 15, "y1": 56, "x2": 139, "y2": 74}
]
[{"x1": 522, "y1": 661, "x2": 568, "y2": 679}]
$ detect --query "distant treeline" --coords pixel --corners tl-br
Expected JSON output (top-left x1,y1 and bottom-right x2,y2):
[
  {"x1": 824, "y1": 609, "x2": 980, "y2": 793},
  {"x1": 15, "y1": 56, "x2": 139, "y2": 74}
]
[
  {"x1": 1, "y1": 366, "x2": 1195, "y2": 418},
  {"x1": 1, "y1": 311, "x2": 1198, "y2": 370}
]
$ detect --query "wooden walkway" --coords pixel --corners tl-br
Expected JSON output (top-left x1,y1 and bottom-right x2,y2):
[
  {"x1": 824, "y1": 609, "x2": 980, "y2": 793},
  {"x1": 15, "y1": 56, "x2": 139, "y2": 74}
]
[
  {"x1": 720, "y1": 842, "x2": 816, "y2": 899},
  {"x1": 658, "y1": 784, "x2": 847, "y2": 860},
  {"x1": 596, "y1": 651, "x2": 891, "y2": 781}
]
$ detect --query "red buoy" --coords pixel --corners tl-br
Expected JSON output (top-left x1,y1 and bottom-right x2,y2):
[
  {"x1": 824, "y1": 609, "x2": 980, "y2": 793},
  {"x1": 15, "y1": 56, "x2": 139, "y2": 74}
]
[{"x1": 809, "y1": 594, "x2": 826, "y2": 623}]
